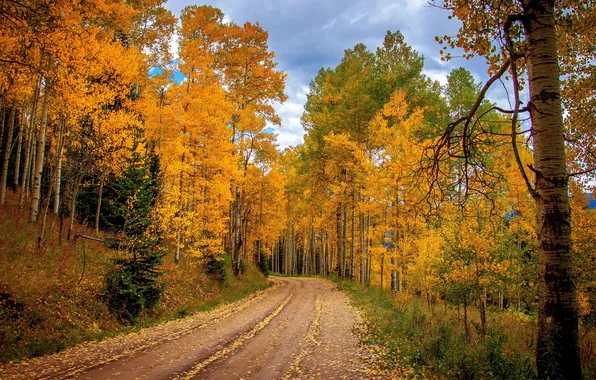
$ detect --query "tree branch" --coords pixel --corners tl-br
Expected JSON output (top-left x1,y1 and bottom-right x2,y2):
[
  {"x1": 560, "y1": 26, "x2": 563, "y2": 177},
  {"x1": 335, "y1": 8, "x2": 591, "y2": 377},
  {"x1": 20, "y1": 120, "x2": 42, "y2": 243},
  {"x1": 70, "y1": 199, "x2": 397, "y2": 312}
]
[
  {"x1": 505, "y1": 14, "x2": 539, "y2": 199},
  {"x1": 569, "y1": 167, "x2": 596, "y2": 177}
]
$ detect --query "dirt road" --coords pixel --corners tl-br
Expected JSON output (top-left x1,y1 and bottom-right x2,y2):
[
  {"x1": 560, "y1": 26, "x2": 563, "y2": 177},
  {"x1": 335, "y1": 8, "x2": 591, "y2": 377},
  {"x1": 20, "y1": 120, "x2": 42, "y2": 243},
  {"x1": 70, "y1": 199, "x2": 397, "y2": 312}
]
[{"x1": 0, "y1": 278, "x2": 373, "y2": 379}]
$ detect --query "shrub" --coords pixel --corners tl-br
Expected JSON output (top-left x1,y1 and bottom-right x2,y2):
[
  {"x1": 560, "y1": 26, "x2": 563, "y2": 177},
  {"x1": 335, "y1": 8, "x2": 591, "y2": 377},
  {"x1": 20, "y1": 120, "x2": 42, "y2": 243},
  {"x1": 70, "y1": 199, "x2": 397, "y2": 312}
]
[
  {"x1": 105, "y1": 251, "x2": 165, "y2": 323},
  {"x1": 239, "y1": 259, "x2": 246, "y2": 275},
  {"x1": 258, "y1": 251, "x2": 270, "y2": 277},
  {"x1": 204, "y1": 254, "x2": 226, "y2": 282}
]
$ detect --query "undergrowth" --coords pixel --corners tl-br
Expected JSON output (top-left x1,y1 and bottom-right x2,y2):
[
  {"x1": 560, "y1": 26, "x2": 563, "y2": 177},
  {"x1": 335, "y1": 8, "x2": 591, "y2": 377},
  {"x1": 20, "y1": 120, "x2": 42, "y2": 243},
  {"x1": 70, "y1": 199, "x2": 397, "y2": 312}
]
[
  {"x1": 335, "y1": 277, "x2": 538, "y2": 379},
  {"x1": 336, "y1": 278, "x2": 596, "y2": 379},
  {"x1": 0, "y1": 197, "x2": 269, "y2": 364}
]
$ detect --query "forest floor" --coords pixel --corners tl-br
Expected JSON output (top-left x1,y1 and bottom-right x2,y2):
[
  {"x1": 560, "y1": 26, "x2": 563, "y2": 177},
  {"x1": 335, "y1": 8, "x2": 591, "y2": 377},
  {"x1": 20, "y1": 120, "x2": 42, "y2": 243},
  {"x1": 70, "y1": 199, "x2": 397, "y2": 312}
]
[{"x1": 0, "y1": 277, "x2": 381, "y2": 379}]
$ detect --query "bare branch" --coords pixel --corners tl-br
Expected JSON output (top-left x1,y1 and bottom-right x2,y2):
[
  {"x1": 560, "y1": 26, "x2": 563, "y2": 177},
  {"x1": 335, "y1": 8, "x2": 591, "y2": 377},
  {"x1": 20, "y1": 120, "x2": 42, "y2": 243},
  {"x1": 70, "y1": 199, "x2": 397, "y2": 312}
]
[
  {"x1": 493, "y1": 105, "x2": 530, "y2": 114},
  {"x1": 569, "y1": 167, "x2": 596, "y2": 177},
  {"x1": 505, "y1": 14, "x2": 538, "y2": 199}
]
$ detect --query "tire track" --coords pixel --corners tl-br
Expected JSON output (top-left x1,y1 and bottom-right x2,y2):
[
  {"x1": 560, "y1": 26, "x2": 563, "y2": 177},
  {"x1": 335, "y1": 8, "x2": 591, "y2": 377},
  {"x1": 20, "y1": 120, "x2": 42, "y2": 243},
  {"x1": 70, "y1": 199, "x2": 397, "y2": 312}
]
[
  {"x1": 177, "y1": 291, "x2": 294, "y2": 379},
  {"x1": 281, "y1": 296, "x2": 323, "y2": 379},
  {"x1": 195, "y1": 278, "x2": 315, "y2": 379}
]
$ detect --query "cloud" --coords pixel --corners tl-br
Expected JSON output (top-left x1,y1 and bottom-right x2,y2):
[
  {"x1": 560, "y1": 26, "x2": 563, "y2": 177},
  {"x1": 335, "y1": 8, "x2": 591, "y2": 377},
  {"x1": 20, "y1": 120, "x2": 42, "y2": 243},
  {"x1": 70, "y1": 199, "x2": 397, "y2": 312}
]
[
  {"x1": 270, "y1": 83, "x2": 308, "y2": 149},
  {"x1": 423, "y1": 69, "x2": 449, "y2": 87}
]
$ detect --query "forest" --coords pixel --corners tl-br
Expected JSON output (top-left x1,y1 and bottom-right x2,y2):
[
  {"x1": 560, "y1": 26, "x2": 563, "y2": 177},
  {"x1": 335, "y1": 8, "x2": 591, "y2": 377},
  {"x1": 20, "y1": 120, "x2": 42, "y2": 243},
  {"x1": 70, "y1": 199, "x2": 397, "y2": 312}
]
[{"x1": 0, "y1": 0, "x2": 594, "y2": 379}]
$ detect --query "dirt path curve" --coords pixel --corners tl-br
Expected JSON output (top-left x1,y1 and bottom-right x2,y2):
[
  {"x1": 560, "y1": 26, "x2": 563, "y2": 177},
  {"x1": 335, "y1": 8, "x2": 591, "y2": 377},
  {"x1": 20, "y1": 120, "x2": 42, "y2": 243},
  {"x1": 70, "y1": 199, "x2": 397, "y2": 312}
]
[{"x1": 0, "y1": 278, "x2": 375, "y2": 379}]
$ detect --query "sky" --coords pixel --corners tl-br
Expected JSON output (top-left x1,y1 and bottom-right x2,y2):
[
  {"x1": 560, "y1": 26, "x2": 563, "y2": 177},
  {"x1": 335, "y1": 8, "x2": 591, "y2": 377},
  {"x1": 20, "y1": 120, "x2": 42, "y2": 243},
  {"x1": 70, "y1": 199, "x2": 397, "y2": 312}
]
[{"x1": 164, "y1": 0, "x2": 510, "y2": 149}]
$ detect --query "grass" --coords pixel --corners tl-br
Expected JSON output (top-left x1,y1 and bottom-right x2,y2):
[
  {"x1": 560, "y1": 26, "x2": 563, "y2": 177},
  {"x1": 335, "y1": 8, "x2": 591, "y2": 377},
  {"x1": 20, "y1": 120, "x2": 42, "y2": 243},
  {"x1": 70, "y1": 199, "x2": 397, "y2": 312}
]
[
  {"x1": 335, "y1": 277, "x2": 596, "y2": 379},
  {"x1": 0, "y1": 194, "x2": 269, "y2": 364},
  {"x1": 334, "y1": 277, "x2": 538, "y2": 379}
]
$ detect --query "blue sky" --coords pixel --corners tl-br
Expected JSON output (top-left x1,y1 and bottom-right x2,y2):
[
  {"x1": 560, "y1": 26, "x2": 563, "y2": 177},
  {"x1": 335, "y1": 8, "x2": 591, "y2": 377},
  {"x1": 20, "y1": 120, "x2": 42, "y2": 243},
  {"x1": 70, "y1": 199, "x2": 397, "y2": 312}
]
[{"x1": 164, "y1": 0, "x2": 510, "y2": 149}]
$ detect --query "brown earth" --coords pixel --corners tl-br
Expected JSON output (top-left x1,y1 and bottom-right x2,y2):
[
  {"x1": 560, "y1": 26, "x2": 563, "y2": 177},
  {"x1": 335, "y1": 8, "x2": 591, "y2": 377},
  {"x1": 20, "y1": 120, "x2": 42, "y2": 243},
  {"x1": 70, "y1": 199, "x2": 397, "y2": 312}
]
[{"x1": 0, "y1": 277, "x2": 377, "y2": 379}]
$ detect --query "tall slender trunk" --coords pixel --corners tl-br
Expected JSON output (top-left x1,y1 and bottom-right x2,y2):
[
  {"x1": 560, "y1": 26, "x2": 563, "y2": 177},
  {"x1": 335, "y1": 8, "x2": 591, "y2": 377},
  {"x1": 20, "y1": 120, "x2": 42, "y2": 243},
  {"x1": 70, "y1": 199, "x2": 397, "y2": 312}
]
[
  {"x1": 380, "y1": 254, "x2": 384, "y2": 290},
  {"x1": 38, "y1": 164, "x2": 57, "y2": 247},
  {"x1": 39, "y1": 124, "x2": 65, "y2": 246},
  {"x1": 0, "y1": 102, "x2": 5, "y2": 154},
  {"x1": 53, "y1": 117, "x2": 64, "y2": 215},
  {"x1": 521, "y1": 1, "x2": 581, "y2": 378},
  {"x1": 20, "y1": 125, "x2": 34, "y2": 208},
  {"x1": 313, "y1": 231, "x2": 317, "y2": 275},
  {"x1": 30, "y1": 82, "x2": 51, "y2": 222},
  {"x1": 326, "y1": 231, "x2": 331, "y2": 276},
  {"x1": 176, "y1": 151, "x2": 185, "y2": 263},
  {"x1": 21, "y1": 78, "x2": 40, "y2": 208},
  {"x1": 0, "y1": 103, "x2": 16, "y2": 205},
  {"x1": 479, "y1": 291, "x2": 487, "y2": 335},
  {"x1": 95, "y1": 174, "x2": 104, "y2": 236},
  {"x1": 341, "y1": 203, "x2": 346, "y2": 278},
  {"x1": 474, "y1": 252, "x2": 487, "y2": 336},
  {"x1": 302, "y1": 234, "x2": 307, "y2": 275},
  {"x1": 336, "y1": 205, "x2": 341, "y2": 276},
  {"x1": 292, "y1": 225, "x2": 296, "y2": 275},
  {"x1": 463, "y1": 295, "x2": 469, "y2": 342},
  {"x1": 67, "y1": 171, "x2": 84, "y2": 241},
  {"x1": 53, "y1": 144, "x2": 62, "y2": 214},
  {"x1": 427, "y1": 292, "x2": 434, "y2": 326},
  {"x1": 231, "y1": 187, "x2": 242, "y2": 274},
  {"x1": 350, "y1": 196, "x2": 355, "y2": 280},
  {"x1": 28, "y1": 134, "x2": 36, "y2": 195},
  {"x1": 13, "y1": 107, "x2": 25, "y2": 190},
  {"x1": 391, "y1": 259, "x2": 398, "y2": 292},
  {"x1": 359, "y1": 213, "x2": 365, "y2": 283}
]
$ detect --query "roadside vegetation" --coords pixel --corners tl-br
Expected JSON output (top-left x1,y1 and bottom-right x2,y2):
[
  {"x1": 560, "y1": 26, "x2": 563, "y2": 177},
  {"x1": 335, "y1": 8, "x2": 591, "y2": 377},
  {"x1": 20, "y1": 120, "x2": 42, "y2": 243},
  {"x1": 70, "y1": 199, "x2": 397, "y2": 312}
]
[
  {"x1": 0, "y1": 194, "x2": 269, "y2": 364},
  {"x1": 335, "y1": 277, "x2": 595, "y2": 379}
]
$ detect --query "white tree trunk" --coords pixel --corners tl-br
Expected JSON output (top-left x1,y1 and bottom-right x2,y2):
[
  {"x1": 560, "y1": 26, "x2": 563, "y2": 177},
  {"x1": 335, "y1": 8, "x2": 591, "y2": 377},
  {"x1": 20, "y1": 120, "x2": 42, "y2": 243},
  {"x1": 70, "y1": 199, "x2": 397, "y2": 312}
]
[
  {"x1": 29, "y1": 84, "x2": 51, "y2": 222},
  {"x1": 13, "y1": 108, "x2": 25, "y2": 189}
]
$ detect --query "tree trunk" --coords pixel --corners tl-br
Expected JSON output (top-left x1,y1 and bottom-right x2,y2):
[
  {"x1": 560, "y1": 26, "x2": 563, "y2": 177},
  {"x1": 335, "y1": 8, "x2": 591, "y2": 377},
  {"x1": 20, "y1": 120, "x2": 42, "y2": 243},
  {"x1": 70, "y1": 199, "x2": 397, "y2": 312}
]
[
  {"x1": 380, "y1": 254, "x2": 384, "y2": 290},
  {"x1": 359, "y1": 214, "x2": 364, "y2": 283},
  {"x1": 176, "y1": 153, "x2": 185, "y2": 264},
  {"x1": 53, "y1": 118, "x2": 64, "y2": 215},
  {"x1": 38, "y1": 164, "x2": 57, "y2": 247},
  {"x1": 20, "y1": 124, "x2": 34, "y2": 208},
  {"x1": 30, "y1": 83, "x2": 51, "y2": 222},
  {"x1": 0, "y1": 103, "x2": 5, "y2": 154},
  {"x1": 391, "y1": 259, "x2": 398, "y2": 292},
  {"x1": 341, "y1": 203, "x2": 346, "y2": 278},
  {"x1": 95, "y1": 174, "x2": 104, "y2": 236},
  {"x1": 522, "y1": 1, "x2": 582, "y2": 378},
  {"x1": 13, "y1": 107, "x2": 25, "y2": 190},
  {"x1": 0, "y1": 104, "x2": 16, "y2": 205},
  {"x1": 67, "y1": 171, "x2": 85, "y2": 241},
  {"x1": 325, "y1": 231, "x2": 330, "y2": 276},
  {"x1": 350, "y1": 198, "x2": 355, "y2": 281},
  {"x1": 39, "y1": 125, "x2": 65, "y2": 246},
  {"x1": 365, "y1": 213, "x2": 371, "y2": 285},
  {"x1": 231, "y1": 187, "x2": 242, "y2": 274},
  {"x1": 21, "y1": 78, "x2": 40, "y2": 208},
  {"x1": 478, "y1": 291, "x2": 486, "y2": 336},
  {"x1": 292, "y1": 225, "x2": 297, "y2": 275},
  {"x1": 427, "y1": 293, "x2": 434, "y2": 326},
  {"x1": 335, "y1": 204, "x2": 341, "y2": 276},
  {"x1": 463, "y1": 295, "x2": 469, "y2": 342}
]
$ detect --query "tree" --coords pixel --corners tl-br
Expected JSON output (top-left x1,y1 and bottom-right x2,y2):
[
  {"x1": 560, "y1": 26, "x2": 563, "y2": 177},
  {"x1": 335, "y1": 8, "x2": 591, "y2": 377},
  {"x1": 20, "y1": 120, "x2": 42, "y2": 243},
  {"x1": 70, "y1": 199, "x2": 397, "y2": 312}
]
[{"x1": 431, "y1": 0, "x2": 588, "y2": 377}]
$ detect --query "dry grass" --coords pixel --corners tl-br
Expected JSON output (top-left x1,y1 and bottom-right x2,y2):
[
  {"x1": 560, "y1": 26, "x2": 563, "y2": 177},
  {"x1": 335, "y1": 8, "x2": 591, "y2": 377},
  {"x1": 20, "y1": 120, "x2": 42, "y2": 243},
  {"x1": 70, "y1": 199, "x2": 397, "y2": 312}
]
[
  {"x1": 337, "y1": 278, "x2": 596, "y2": 379},
  {"x1": 0, "y1": 192, "x2": 268, "y2": 363}
]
